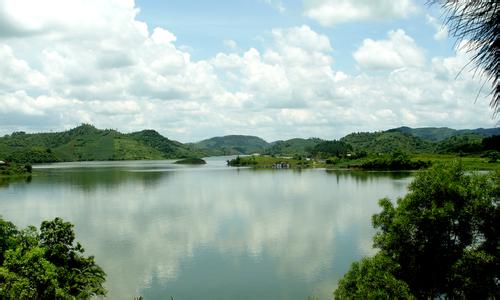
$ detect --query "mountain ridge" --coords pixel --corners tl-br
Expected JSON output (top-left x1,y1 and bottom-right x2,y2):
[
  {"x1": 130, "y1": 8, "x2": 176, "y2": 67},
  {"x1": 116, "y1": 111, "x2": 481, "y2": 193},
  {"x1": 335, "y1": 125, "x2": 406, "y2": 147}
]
[{"x1": 0, "y1": 125, "x2": 498, "y2": 163}]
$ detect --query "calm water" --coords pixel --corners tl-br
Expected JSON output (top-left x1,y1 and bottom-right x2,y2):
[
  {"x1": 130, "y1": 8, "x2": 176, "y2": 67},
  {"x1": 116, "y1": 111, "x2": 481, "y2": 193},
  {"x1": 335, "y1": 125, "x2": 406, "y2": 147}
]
[{"x1": 0, "y1": 157, "x2": 413, "y2": 299}]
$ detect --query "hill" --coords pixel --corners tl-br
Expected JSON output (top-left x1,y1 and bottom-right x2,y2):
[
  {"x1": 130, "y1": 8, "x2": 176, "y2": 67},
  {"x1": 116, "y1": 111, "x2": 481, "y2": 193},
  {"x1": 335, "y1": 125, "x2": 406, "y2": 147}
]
[
  {"x1": 264, "y1": 138, "x2": 322, "y2": 157},
  {"x1": 341, "y1": 131, "x2": 433, "y2": 154},
  {"x1": 389, "y1": 126, "x2": 500, "y2": 142},
  {"x1": 0, "y1": 124, "x2": 199, "y2": 163},
  {"x1": 192, "y1": 135, "x2": 269, "y2": 156}
]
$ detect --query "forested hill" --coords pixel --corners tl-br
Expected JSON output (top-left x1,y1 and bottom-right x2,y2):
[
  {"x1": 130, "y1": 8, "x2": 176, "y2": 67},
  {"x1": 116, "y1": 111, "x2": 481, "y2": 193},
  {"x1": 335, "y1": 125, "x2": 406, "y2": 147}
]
[
  {"x1": 1, "y1": 125, "x2": 498, "y2": 163},
  {"x1": 0, "y1": 124, "x2": 201, "y2": 163},
  {"x1": 340, "y1": 131, "x2": 434, "y2": 154},
  {"x1": 191, "y1": 135, "x2": 270, "y2": 156},
  {"x1": 263, "y1": 138, "x2": 323, "y2": 157},
  {"x1": 388, "y1": 126, "x2": 500, "y2": 142}
]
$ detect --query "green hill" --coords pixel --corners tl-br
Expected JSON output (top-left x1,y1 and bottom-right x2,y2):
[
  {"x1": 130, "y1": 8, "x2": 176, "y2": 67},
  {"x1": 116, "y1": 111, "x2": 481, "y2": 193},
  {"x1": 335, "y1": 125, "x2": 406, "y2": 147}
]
[
  {"x1": 192, "y1": 135, "x2": 269, "y2": 156},
  {"x1": 389, "y1": 126, "x2": 500, "y2": 142},
  {"x1": 264, "y1": 138, "x2": 322, "y2": 157},
  {"x1": 0, "y1": 124, "x2": 199, "y2": 163},
  {"x1": 341, "y1": 131, "x2": 433, "y2": 154}
]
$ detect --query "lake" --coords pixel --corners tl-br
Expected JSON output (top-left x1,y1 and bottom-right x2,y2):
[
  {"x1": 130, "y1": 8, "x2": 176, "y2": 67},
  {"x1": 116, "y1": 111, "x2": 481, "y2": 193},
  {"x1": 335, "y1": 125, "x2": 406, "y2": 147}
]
[{"x1": 0, "y1": 157, "x2": 413, "y2": 299}]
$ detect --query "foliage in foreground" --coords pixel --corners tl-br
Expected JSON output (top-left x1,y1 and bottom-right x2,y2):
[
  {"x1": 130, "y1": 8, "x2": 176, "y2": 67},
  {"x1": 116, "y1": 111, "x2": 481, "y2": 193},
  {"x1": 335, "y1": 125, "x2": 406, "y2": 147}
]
[
  {"x1": 0, "y1": 217, "x2": 106, "y2": 299},
  {"x1": 334, "y1": 253, "x2": 413, "y2": 299},
  {"x1": 335, "y1": 162, "x2": 499, "y2": 299}
]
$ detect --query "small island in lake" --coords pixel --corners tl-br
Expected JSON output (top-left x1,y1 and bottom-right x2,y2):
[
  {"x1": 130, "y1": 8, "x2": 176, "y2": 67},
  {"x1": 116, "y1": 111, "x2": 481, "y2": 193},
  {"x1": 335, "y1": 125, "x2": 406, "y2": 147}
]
[{"x1": 174, "y1": 157, "x2": 207, "y2": 165}]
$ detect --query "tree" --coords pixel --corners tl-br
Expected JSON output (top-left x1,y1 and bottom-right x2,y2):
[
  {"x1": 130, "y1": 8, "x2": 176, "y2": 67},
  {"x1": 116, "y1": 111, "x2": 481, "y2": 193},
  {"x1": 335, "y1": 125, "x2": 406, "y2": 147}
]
[
  {"x1": 334, "y1": 253, "x2": 414, "y2": 299},
  {"x1": 335, "y1": 162, "x2": 499, "y2": 298},
  {"x1": 431, "y1": 1, "x2": 499, "y2": 114},
  {"x1": 0, "y1": 217, "x2": 106, "y2": 299}
]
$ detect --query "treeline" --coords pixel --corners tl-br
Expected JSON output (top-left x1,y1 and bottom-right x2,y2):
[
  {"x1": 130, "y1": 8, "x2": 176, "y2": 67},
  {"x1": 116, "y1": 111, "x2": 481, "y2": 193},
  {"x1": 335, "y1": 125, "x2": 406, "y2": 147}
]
[{"x1": 360, "y1": 152, "x2": 430, "y2": 170}]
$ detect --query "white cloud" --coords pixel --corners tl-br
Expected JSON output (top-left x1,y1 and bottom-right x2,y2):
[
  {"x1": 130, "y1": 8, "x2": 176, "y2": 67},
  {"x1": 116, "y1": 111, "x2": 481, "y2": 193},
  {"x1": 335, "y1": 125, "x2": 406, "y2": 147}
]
[
  {"x1": 353, "y1": 29, "x2": 425, "y2": 70},
  {"x1": 0, "y1": 45, "x2": 47, "y2": 91},
  {"x1": 0, "y1": 0, "x2": 495, "y2": 141},
  {"x1": 426, "y1": 14, "x2": 448, "y2": 41},
  {"x1": 223, "y1": 39, "x2": 238, "y2": 51},
  {"x1": 262, "y1": 0, "x2": 285, "y2": 13},
  {"x1": 304, "y1": 0, "x2": 417, "y2": 26}
]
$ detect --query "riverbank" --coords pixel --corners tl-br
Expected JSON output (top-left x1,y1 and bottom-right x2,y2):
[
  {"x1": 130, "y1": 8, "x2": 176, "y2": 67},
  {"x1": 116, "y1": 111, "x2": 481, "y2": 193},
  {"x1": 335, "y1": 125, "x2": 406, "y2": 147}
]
[{"x1": 227, "y1": 154, "x2": 500, "y2": 171}]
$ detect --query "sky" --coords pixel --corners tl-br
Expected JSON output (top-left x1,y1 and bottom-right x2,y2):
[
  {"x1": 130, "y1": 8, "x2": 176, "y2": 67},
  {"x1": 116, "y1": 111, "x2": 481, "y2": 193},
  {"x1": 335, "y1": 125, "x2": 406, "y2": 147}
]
[{"x1": 0, "y1": 0, "x2": 496, "y2": 142}]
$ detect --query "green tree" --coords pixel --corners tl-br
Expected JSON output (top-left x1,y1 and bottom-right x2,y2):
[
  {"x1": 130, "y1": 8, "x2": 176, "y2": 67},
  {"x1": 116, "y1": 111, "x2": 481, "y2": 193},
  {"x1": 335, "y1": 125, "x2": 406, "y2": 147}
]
[
  {"x1": 0, "y1": 217, "x2": 106, "y2": 299},
  {"x1": 0, "y1": 219, "x2": 18, "y2": 265},
  {"x1": 335, "y1": 162, "x2": 499, "y2": 298},
  {"x1": 334, "y1": 253, "x2": 414, "y2": 299}
]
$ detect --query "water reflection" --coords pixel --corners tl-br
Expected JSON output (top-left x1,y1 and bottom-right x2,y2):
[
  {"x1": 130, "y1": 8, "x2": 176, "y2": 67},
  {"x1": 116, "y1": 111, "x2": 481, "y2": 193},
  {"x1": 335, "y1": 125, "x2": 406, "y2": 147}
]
[
  {"x1": 0, "y1": 161, "x2": 413, "y2": 299},
  {"x1": 34, "y1": 168, "x2": 170, "y2": 192},
  {"x1": 0, "y1": 176, "x2": 32, "y2": 188}
]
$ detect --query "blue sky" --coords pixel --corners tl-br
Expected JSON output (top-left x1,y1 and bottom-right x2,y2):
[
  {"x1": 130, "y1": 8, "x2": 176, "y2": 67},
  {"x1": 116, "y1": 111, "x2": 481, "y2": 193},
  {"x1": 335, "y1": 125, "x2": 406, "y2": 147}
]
[
  {"x1": 135, "y1": 0, "x2": 455, "y2": 71},
  {"x1": 0, "y1": 0, "x2": 496, "y2": 142}
]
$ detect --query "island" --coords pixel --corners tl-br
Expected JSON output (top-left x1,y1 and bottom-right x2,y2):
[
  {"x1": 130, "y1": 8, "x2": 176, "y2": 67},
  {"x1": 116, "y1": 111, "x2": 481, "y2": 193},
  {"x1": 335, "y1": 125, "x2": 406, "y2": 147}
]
[{"x1": 174, "y1": 158, "x2": 207, "y2": 165}]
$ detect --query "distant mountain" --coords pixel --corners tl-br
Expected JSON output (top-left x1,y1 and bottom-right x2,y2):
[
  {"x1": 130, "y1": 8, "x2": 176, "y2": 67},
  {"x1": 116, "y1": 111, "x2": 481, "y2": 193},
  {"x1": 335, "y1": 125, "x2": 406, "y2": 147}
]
[
  {"x1": 264, "y1": 138, "x2": 323, "y2": 157},
  {"x1": 192, "y1": 135, "x2": 270, "y2": 156},
  {"x1": 0, "y1": 124, "x2": 200, "y2": 163},
  {"x1": 389, "y1": 126, "x2": 500, "y2": 142},
  {"x1": 341, "y1": 131, "x2": 433, "y2": 154}
]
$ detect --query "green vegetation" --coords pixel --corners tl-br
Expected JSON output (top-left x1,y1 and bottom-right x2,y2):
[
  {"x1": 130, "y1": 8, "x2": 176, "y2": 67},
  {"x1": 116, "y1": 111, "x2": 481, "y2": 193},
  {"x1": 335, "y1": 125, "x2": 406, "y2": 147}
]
[
  {"x1": 0, "y1": 162, "x2": 32, "y2": 178},
  {"x1": 113, "y1": 137, "x2": 165, "y2": 160},
  {"x1": 127, "y1": 130, "x2": 201, "y2": 158},
  {"x1": 359, "y1": 152, "x2": 430, "y2": 170},
  {"x1": 227, "y1": 155, "x2": 314, "y2": 168},
  {"x1": 264, "y1": 138, "x2": 322, "y2": 157},
  {"x1": 192, "y1": 135, "x2": 269, "y2": 156},
  {"x1": 1, "y1": 125, "x2": 499, "y2": 171},
  {"x1": 0, "y1": 124, "x2": 200, "y2": 163},
  {"x1": 334, "y1": 253, "x2": 414, "y2": 299},
  {"x1": 0, "y1": 217, "x2": 106, "y2": 299},
  {"x1": 341, "y1": 131, "x2": 433, "y2": 154},
  {"x1": 413, "y1": 154, "x2": 499, "y2": 171},
  {"x1": 334, "y1": 163, "x2": 499, "y2": 298},
  {"x1": 435, "y1": 134, "x2": 484, "y2": 154},
  {"x1": 310, "y1": 140, "x2": 352, "y2": 158},
  {"x1": 389, "y1": 126, "x2": 500, "y2": 142},
  {"x1": 174, "y1": 157, "x2": 206, "y2": 165}
]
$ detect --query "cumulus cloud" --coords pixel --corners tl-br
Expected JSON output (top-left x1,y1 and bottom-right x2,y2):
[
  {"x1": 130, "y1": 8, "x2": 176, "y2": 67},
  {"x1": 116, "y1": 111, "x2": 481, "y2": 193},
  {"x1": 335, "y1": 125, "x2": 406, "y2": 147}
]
[
  {"x1": 304, "y1": 0, "x2": 417, "y2": 26},
  {"x1": 0, "y1": 0, "x2": 495, "y2": 141},
  {"x1": 353, "y1": 29, "x2": 425, "y2": 70}
]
